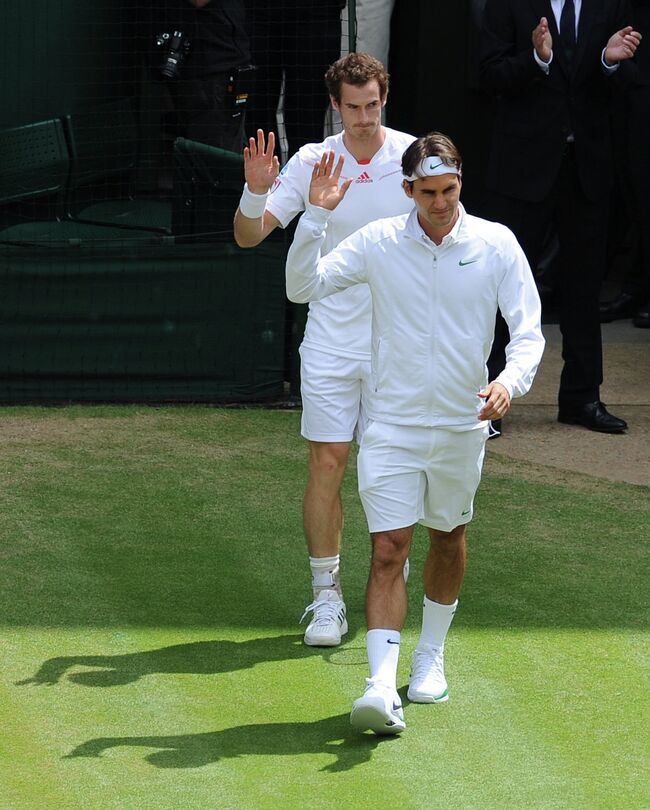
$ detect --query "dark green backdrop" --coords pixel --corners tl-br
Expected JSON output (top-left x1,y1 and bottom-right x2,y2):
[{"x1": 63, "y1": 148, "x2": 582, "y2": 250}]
[
  {"x1": 0, "y1": 240, "x2": 286, "y2": 402},
  {"x1": 2, "y1": 1, "x2": 138, "y2": 130},
  {"x1": 1, "y1": 1, "x2": 486, "y2": 403}
]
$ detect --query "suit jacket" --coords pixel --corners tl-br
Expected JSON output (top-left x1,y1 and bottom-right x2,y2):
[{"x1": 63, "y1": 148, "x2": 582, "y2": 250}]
[
  {"x1": 631, "y1": 0, "x2": 650, "y2": 83},
  {"x1": 479, "y1": 0, "x2": 635, "y2": 202}
]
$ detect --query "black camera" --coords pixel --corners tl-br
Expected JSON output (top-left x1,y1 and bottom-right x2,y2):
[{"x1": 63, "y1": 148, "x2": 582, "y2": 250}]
[{"x1": 155, "y1": 31, "x2": 191, "y2": 80}]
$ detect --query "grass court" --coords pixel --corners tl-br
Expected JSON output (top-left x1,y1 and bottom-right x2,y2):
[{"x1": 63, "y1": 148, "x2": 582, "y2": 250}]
[{"x1": 2, "y1": 406, "x2": 648, "y2": 809}]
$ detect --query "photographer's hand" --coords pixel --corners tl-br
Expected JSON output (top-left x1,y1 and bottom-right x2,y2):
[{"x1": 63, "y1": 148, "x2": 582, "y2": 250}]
[{"x1": 244, "y1": 130, "x2": 280, "y2": 194}]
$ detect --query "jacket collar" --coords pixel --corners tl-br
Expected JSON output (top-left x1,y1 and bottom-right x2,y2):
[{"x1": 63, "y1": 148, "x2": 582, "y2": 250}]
[{"x1": 405, "y1": 202, "x2": 466, "y2": 247}]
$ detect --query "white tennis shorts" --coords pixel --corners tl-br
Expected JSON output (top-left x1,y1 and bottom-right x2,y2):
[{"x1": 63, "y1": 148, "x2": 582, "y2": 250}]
[
  {"x1": 299, "y1": 345, "x2": 373, "y2": 443},
  {"x1": 357, "y1": 420, "x2": 488, "y2": 533}
]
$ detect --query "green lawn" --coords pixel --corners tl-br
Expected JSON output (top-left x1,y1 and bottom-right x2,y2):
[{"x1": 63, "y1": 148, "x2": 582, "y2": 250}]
[{"x1": 2, "y1": 407, "x2": 648, "y2": 810}]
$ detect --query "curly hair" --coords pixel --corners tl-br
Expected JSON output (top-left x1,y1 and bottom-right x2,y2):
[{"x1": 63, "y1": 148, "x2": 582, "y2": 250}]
[{"x1": 324, "y1": 52, "x2": 389, "y2": 103}]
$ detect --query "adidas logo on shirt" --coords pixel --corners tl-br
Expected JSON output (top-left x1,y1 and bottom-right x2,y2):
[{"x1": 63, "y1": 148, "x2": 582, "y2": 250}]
[{"x1": 355, "y1": 171, "x2": 373, "y2": 183}]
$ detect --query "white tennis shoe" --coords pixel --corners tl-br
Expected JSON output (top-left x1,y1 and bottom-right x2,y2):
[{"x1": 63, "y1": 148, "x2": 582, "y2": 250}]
[
  {"x1": 301, "y1": 589, "x2": 348, "y2": 647},
  {"x1": 407, "y1": 646, "x2": 449, "y2": 703},
  {"x1": 350, "y1": 679, "x2": 406, "y2": 735}
]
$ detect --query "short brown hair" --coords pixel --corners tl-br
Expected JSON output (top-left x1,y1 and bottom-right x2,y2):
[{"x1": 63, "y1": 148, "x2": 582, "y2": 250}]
[
  {"x1": 324, "y1": 52, "x2": 389, "y2": 103},
  {"x1": 402, "y1": 132, "x2": 463, "y2": 181}
]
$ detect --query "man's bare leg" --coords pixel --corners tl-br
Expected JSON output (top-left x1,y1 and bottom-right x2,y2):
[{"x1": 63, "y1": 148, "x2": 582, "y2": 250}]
[
  {"x1": 303, "y1": 440, "x2": 351, "y2": 561},
  {"x1": 301, "y1": 441, "x2": 351, "y2": 646},
  {"x1": 408, "y1": 524, "x2": 467, "y2": 703},
  {"x1": 366, "y1": 526, "x2": 414, "y2": 630},
  {"x1": 423, "y1": 525, "x2": 467, "y2": 605},
  {"x1": 350, "y1": 525, "x2": 413, "y2": 735}
]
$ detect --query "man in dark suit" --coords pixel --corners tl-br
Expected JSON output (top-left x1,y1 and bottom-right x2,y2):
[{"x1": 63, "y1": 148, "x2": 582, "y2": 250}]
[
  {"x1": 139, "y1": 0, "x2": 251, "y2": 153},
  {"x1": 244, "y1": 0, "x2": 345, "y2": 159},
  {"x1": 599, "y1": 0, "x2": 650, "y2": 327},
  {"x1": 480, "y1": 0, "x2": 641, "y2": 433}
]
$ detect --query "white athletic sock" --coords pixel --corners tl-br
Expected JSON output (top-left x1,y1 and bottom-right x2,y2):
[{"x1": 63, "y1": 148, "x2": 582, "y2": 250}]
[
  {"x1": 309, "y1": 555, "x2": 342, "y2": 599},
  {"x1": 366, "y1": 629, "x2": 401, "y2": 690},
  {"x1": 416, "y1": 596, "x2": 458, "y2": 652}
]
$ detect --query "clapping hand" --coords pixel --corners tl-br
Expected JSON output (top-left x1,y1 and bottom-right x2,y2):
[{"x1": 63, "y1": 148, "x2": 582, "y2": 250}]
[
  {"x1": 309, "y1": 151, "x2": 353, "y2": 211},
  {"x1": 532, "y1": 17, "x2": 552, "y2": 63},
  {"x1": 244, "y1": 129, "x2": 280, "y2": 194},
  {"x1": 604, "y1": 26, "x2": 642, "y2": 65}
]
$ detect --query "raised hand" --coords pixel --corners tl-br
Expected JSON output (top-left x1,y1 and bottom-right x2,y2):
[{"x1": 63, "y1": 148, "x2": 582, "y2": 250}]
[
  {"x1": 243, "y1": 130, "x2": 280, "y2": 194},
  {"x1": 308, "y1": 151, "x2": 353, "y2": 211},
  {"x1": 604, "y1": 26, "x2": 642, "y2": 65},
  {"x1": 532, "y1": 17, "x2": 552, "y2": 63}
]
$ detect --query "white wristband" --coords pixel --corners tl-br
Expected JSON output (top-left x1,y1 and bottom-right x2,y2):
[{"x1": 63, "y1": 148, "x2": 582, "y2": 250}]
[{"x1": 239, "y1": 183, "x2": 269, "y2": 219}]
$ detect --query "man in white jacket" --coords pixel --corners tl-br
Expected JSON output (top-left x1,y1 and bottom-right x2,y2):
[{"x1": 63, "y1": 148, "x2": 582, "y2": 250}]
[
  {"x1": 286, "y1": 132, "x2": 545, "y2": 735},
  {"x1": 234, "y1": 53, "x2": 415, "y2": 650}
]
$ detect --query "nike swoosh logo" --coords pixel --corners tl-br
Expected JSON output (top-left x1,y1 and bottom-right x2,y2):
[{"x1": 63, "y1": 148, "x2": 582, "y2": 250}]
[
  {"x1": 386, "y1": 639, "x2": 400, "y2": 645},
  {"x1": 429, "y1": 162, "x2": 443, "y2": 170},
  {"x1": 461, "y1": 509, "x2": 470, "y2": 515},
  {"x1": 459, "y1": 259, "x2": 478, "y2": 266},
  {"x1": 392, "y1": 702, "x2": 402, "y2": 711}
]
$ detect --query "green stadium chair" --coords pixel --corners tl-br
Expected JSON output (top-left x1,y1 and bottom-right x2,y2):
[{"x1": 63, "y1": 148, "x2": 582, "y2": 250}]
[
  {"x1": 0, "y1": 219, "x2": 169, "y2": 247},
  {"x1": 62, "y1": 97, "x2": 171, "y2": 234},
  {"x1": 0, "y1": 119, "x2": 104, "y2": 244},
  {"x1": 0, "y1": 115, "x2": 167, "y2": 246},
  {"x1": 172, "y1": 137, "x2": 245, "y2": 241},
  {"x1": 0, "y1": 119, "x2": 70, "y2": 224}
]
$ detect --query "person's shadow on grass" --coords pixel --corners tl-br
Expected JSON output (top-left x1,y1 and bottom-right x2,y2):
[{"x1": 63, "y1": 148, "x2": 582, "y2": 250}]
[
  {"x1": 16, "y1": 634, "x2": 355, "y2": 688},
  {"x1": 64, "y1": 711, "x2": 391, "y2": 772}
]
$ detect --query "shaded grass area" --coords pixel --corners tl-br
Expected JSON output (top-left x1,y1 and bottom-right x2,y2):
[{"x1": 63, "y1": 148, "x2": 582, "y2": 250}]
[{"x1": 2, "y1": 407, "x2": 649, "y2": 809}]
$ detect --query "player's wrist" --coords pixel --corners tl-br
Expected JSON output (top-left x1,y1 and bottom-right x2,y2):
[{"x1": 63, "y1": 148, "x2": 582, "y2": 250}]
[
  {"x1": 239, "y1": 183, "x2": 269, "y2": 219},
  {"x1": 248, "y1": 180, "x2": 272, "y2": 195},
  {"x1": 304, "y1": 201, "x2": 333, "y2": 220}
]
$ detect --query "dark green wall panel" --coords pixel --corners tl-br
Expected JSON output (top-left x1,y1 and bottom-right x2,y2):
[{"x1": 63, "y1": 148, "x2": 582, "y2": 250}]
[
  {"x1": 0, "y1": 241, "x2": 287, "y2": 402},
  {"x1": 3, "y1": 1, "x2": 138, "y2": 128}
]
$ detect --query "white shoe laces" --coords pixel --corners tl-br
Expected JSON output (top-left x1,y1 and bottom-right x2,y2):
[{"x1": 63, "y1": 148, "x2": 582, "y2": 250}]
[
  {"x1": 364, "y1": 677, "x2": 392, "y2": 694},
  {"x1": 362, "y1": 678, "x2": 403, "y2": 713},
  {"x1": 300, "y1": 594, "x2": 344, "y2": 627},
  {"x1": 411, "y1": 647, "x2": 444, "y2": 682}
]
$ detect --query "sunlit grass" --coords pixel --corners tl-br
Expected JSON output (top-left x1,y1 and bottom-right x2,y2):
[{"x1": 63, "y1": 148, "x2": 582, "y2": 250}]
[{"x1": 2, "y1": 407, "x2": 648, "y2": 809}]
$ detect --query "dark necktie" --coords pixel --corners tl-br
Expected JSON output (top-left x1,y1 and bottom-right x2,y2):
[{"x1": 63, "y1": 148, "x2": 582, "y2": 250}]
[{"x1": 560, "y1": 0, "x2": 576, "y2": 65}]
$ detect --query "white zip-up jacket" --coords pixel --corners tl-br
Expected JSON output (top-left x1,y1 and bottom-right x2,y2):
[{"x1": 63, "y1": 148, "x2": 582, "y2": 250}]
[{"x1": 286, "y1": 203, "x2": 545, "y2": 429}]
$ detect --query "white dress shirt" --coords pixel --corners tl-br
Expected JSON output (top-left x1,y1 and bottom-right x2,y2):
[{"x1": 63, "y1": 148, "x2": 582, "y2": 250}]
[
  {"x1": 550, "y1": 0, "x2": 582, "y2": 35},
  {"x1": 533, "y1": 0, "x2": 617, "y2": 73}
]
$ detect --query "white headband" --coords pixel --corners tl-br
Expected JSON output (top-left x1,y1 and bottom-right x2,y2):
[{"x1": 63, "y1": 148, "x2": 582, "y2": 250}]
[{"x1": 403, "y1": 156, "x2": 460, "y2": 182}]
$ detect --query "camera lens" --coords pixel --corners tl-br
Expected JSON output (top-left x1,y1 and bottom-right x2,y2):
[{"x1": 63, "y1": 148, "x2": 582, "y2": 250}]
[{"x1": 156, "y1": 30, "x2": 189, "y2": 81}]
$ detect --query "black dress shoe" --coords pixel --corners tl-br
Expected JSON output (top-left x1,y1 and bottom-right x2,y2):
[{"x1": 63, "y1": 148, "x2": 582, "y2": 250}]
[
  {"x1": 599, "y1": 292, "x2": 644, "y2": 323},
  {"x1": 633, "y1": 304, "x2": 650, "y2": 328},
  {"x1": 558, "y1": 401, "x2": 627, "y2": 433}
]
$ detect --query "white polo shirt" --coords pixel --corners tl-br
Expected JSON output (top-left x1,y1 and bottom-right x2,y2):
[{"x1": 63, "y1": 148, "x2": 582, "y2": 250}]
[
  {"x1": 286, "y1": 203, "x2": 545, "y2": 429},
  {"x1": 266, "y1": 127, "x2": 415, "y2": 360}
]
